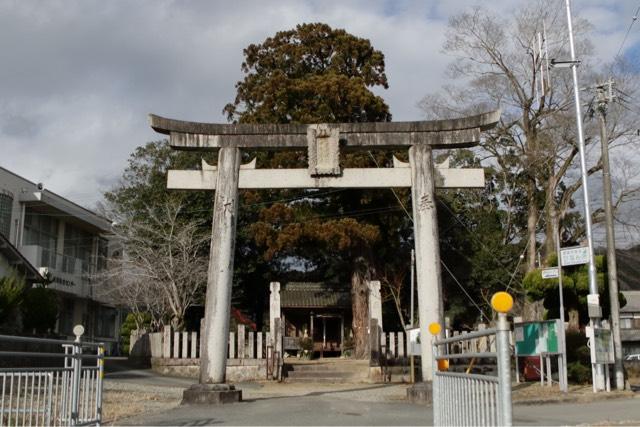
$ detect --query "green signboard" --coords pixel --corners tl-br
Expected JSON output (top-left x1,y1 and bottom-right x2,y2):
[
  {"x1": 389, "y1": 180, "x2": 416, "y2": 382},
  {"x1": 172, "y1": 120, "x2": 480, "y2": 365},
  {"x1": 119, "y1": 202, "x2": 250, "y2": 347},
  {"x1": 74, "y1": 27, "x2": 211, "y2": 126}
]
[{"x1": 514, "y1": 320, "x2": 561, "y2": 356}]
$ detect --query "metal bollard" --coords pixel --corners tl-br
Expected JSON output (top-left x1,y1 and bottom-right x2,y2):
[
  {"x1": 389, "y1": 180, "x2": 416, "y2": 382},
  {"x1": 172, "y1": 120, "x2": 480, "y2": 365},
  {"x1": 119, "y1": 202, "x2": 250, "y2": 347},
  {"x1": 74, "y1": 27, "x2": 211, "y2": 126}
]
[
  {"x1": 429, "y1": 322, "x2": 441, "y2": 426},
  {"x1": 492, "y1": 293, "x2": 513, "y2": 427}
]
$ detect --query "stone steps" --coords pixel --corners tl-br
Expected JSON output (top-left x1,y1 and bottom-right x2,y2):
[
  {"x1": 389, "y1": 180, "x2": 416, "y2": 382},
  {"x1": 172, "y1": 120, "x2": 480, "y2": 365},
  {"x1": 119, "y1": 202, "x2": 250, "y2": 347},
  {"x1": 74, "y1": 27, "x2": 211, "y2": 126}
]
[{"x1": 284, "y1": 359, "x2": 370, "y2": 383}]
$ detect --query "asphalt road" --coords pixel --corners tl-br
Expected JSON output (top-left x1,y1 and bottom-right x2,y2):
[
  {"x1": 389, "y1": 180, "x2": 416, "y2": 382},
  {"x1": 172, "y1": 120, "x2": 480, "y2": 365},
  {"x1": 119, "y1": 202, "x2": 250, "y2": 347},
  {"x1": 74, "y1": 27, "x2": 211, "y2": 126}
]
[
  {"x1": 120, "y1": 392, "x2": 640, "y2": 426},
  {"x1": 107, "y1": 361, "x2": 640, "y2": 426}
]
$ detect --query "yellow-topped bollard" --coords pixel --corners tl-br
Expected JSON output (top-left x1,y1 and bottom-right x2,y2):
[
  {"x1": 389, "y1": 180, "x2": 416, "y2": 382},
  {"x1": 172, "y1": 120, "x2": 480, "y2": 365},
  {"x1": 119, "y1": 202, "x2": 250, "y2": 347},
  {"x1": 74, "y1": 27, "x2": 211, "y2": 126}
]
[
  {"x1": 428, "y1": 322, "x2": 441, "y2": 336},
  {"x1": 491, "y1": 291, "x2": 513, "y2": 313}
]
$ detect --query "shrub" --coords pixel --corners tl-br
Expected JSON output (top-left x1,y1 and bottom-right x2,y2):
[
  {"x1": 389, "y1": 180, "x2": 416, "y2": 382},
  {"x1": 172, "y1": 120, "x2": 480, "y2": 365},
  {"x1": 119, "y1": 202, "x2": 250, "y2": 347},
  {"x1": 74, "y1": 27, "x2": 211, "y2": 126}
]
[
  {"x1": 22, "y1": 286, "x2": 58, "y2": 334},
  {"x1": 120, "y1": 312, "x2": 151, "y2": 356},
  {"x1": 567, "y1": 361, "x2": 591, "y2": 384},
  {"x1": 0, "y1": 273, "x2": 26, "y2": 331}
]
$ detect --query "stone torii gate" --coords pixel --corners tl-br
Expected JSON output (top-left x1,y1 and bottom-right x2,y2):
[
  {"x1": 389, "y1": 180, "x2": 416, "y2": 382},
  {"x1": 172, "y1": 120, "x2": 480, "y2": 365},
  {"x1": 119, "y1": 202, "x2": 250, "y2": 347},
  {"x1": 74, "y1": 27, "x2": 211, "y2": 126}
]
[{"x1": 148, "y1": 111, "x2": 499, "y2": 401}]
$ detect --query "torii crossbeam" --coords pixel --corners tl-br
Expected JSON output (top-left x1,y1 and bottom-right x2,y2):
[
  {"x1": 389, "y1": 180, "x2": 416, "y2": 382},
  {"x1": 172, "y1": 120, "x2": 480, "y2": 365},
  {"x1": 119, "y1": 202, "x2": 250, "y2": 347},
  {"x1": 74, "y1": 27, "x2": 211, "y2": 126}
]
[{"x1": 149, "y1": 110, "x2": 500, "y2": 398}]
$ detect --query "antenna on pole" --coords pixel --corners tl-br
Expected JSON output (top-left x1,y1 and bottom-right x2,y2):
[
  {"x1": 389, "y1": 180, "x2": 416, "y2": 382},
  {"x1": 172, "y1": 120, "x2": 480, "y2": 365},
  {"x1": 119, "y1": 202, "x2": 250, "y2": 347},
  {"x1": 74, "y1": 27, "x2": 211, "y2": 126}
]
[
  {"x1": 535, "y1": 22, "x2": 552, "y2": 107},
  {"x1": 543, "y1": 21, "x2": 552, "y2": 93}
]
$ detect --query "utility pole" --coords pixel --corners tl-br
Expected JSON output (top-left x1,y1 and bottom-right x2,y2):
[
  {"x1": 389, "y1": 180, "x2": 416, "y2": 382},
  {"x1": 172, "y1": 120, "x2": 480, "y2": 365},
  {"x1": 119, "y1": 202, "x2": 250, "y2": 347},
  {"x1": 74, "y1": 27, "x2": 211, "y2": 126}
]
[
  {"x1": 563, "y1": 0, "x2": 605, "y2": 391},
  {"x1": 595, "y1": 79, "x2": 625, "y2": 390},
  {"x1": 409, "y1": 248, "x2": 415, "y2": 383}
]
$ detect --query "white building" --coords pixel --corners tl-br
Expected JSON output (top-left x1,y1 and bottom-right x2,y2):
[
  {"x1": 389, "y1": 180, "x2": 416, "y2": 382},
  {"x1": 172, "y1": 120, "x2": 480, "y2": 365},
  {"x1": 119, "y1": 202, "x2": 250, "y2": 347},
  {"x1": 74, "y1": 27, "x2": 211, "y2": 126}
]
[{"x1": 0, "y1": 166, "x2": 122, "y2": 353}]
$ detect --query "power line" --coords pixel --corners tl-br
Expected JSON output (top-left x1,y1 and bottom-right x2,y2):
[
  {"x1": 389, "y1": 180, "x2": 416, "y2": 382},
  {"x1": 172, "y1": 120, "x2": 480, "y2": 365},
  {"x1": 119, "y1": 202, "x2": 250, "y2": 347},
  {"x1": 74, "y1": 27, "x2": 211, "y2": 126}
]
[{"x1": 613, "y1": 4, "x2": 640, "y2": 63}]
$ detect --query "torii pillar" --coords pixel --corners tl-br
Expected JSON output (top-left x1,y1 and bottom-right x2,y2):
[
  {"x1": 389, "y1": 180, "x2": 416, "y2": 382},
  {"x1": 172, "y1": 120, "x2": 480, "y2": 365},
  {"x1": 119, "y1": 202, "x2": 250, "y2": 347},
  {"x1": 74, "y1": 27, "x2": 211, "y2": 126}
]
[{"x1": 409, "y1": 145, "x2": 444, "y2": 380}]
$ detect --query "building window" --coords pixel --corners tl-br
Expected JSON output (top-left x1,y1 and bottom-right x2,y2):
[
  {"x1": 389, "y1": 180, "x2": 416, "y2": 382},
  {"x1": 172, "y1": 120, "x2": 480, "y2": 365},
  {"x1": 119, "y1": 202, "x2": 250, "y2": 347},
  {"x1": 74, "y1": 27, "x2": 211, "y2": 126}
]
[
  {"x1": 621, "y1": 317, "x2": 633, "y2": 329},
  {"x1": 24, "y1": 209, "x2": 58, "y2": 268},
  {"x1": 63, "y1": 224, "x2": 93, "y2": 274},
  {"x1": 0, "y1": 192, "x2": 12, "y2": 238},
  {"x1": 97, "y1": 238, "x2": 108, "y2": 272},
  {"x1": 94, "y1": 305, "x2": 117, "y2": 338},
  {"x1": 58, "y1": 298, "x2": 75, "y2": 335}
]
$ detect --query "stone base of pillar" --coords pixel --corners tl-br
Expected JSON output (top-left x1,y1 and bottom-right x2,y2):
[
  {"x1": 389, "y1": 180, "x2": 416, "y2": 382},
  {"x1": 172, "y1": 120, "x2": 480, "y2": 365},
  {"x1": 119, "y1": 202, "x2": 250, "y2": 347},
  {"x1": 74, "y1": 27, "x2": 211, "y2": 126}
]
[
  {"x1": 181, "y1": 383, "x2": 242, "y2": 405},
  {"x1": 406, "y1": 382, "x2": 432, "y2": 405}
]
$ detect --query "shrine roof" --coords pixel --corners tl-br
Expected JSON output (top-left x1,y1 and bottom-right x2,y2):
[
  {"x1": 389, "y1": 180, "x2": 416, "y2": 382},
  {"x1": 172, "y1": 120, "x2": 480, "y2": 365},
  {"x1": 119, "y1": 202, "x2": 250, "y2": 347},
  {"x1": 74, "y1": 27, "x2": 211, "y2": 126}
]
[{"x1": 281, "y1": 282, "x2": 351, "y2": 309}]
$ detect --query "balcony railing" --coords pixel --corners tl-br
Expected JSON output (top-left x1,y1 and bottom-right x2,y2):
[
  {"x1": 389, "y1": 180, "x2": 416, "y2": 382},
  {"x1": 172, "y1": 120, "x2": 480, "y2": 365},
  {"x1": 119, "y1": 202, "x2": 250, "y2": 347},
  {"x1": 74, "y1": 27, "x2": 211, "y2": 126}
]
[{"x1": 21, "y1": 245, "x2": 92, "y2": 280}]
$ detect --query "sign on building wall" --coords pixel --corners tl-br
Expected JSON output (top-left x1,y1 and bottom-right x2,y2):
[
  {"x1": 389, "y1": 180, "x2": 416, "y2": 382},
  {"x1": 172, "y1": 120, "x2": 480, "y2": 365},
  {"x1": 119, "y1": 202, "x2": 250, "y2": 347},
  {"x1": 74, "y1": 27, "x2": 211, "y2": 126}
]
[{"x1": 514, "y1": 320, "x2": 562, "y2": 356}]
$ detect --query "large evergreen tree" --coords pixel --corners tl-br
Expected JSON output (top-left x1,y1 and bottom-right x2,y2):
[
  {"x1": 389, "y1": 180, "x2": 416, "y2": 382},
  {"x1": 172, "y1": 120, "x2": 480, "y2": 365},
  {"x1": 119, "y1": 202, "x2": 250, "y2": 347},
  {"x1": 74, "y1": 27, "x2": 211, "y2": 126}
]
[{"x1": 225, "y1": 22, "x2": 398, "y2": 358}]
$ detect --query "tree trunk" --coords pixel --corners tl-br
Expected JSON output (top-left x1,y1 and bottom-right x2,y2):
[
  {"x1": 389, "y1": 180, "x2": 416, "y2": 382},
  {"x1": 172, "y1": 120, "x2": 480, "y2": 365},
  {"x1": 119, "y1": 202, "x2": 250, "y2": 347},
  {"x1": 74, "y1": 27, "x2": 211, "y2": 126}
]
[
  {"x1": 526, "y1": 180, "x2": 538, "y2": 272},
  {"x1": 522, "y1": 299, "x2": 544, "y2": 321},
  {"x1": 544, "y1": 176, "x2": 558, "y2": 261},
  {"x1": 351, "y1": 269, "x2": 370, "y2": 359},
  {"x1": 567, "y1": 308, "x2": 580, "y2": 331}
]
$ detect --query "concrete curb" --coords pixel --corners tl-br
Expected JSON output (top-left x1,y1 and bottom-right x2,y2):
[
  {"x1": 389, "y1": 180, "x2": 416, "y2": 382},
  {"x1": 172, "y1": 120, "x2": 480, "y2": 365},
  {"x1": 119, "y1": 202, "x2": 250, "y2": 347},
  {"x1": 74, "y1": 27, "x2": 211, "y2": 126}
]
[{"x1": 514, "y1": 392, "x2": 638, "y2": 406}]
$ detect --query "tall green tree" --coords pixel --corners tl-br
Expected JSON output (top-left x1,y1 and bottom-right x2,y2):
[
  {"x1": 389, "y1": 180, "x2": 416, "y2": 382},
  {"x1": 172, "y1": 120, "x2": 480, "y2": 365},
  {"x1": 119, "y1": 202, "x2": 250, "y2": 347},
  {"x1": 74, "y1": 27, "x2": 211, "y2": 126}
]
[{"x1": 225, "y1": 22, "x2": 399, "y2": 357}]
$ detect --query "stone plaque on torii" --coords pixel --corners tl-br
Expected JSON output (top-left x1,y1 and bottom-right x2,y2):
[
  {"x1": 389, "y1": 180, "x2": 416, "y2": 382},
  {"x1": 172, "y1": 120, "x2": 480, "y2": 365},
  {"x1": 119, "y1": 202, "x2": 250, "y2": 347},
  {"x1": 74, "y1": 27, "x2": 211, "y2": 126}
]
[{"x1": 148, "y1": 110, "x2": 500, "y2": 400}]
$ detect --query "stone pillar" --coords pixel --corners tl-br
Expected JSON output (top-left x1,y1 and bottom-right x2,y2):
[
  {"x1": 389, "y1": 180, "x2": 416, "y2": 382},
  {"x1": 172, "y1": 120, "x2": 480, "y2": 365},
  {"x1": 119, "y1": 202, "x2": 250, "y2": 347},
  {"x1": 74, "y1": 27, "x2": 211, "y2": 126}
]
[
  {"x1": 409, "y1": 145, "x2": 444, "y2": 381},
  {"x1": 269, "y1": 282, "x2": 281, "y2": 343},
  {"x1": 199, "y1": 147, "x2": 241, "y2": 384},
  {"x1": 368, "y1": 280, "x2": 383, "y2": 332}
]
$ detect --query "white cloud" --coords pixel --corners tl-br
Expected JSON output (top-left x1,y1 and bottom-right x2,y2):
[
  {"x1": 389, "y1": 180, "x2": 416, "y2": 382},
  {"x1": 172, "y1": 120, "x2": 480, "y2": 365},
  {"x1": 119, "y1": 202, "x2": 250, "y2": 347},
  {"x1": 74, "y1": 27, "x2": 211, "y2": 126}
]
[{"x1": 0, "y1": 0, "x2": 638, "y2": 216}]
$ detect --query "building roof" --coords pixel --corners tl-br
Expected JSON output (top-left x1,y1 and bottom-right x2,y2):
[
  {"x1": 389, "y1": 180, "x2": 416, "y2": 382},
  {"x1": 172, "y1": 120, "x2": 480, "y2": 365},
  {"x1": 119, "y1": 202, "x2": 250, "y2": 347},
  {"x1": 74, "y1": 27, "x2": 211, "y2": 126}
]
[
  {"x1": 0, "y1": 166, "x2": 112, "y2": 233},
  {"x1": 617, "y1": 246, "x2": 640, "y2": 292},
  {"x1": 0, "y1": 232, "x2": 45, "y2": 283},
  {"x1": 280, "y1": 282, "x2": 350, "y2": 309}
]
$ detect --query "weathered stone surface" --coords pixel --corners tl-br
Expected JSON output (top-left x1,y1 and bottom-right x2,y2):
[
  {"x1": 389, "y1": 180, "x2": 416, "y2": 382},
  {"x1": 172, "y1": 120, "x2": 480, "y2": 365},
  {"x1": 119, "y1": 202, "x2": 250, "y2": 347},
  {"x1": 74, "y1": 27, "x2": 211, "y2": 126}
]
[
  {"x1": 368, "y1": 281, "x2": 383, "y2": 332},
  {"x1": 409, "y1": 145, "x2": 443, "y2": 382},
  {"x1": 307, "y1": 124, "x2": 341, "y2": 176},
  {"x1": 407, "y1": 381, "x2": 433, "y2": 405},
  {"x1": 150, "y1": 110, "x2": 500, "y2": 136},
  {"x1": 167, "y1": 168, "x2": 484, "y2": 190},
  {"x1": 269, "y1": 282, "x2": 281, "y2": 344},
  {"x1": 181, "y1": 383, "x2": 241, "y2": 405},
  {"x1": 200, "y1": 147, "x2": 241, "y2": 384},
  {"x1": 151, "y1": 358, "x2": 268, "y2": 382},
  {"x1": 149, "y1": 111, "x2": 500, "y2": 150}
]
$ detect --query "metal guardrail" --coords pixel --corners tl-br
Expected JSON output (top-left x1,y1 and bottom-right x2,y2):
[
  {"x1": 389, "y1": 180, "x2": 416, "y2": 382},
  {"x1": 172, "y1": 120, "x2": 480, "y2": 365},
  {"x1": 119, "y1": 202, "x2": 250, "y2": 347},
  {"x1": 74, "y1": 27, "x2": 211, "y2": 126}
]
[
  {"x1": 432, "y1": 294, "x2": 513, "y2": 427},
  {"x1": 0, "y1": 327, "x2": 104, "y2": 426}
]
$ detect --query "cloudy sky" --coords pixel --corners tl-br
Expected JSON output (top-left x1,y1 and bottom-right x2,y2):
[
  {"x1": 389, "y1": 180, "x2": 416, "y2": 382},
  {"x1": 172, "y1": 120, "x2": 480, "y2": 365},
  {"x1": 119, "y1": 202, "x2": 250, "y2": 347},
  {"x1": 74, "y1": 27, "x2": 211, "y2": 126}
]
[{"x1": 1, "y1": 0, "x2": 638, "y2": 234}]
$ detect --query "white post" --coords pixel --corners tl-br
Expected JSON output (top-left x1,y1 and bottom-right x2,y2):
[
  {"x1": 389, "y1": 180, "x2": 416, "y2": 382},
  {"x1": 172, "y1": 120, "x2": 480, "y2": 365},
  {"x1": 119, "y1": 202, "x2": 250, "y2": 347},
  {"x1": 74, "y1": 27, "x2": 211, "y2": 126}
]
[
  {"x1": 199, "y1": 147, "x2": 241, "y2": 384},
  {"x1": 249, "y1": 331, "x2": 255, "y2": 359},
  {"x1": 409, "y1": 145, "x2": 444, "y2": 381},
  {"x1": 269, "y1": 282, "x2": 281, "y2": 343},
  {"x1": 497, "y1": 312, "x2": 513, "y2": 426},
  {"x1": 564, "y1": 0, "x2": 604, "y2": 392},
  {"x1": 191, "y1": 331, "x2": 198, "y2": 358},
  {"x1": 163, "y1": 326, "x2": 171, "y2": 359},
  {"x1": 182, "y1": 332, "x2": 189, "y2": 359},
  {"x1": 368, "y1": 280, "x2": 383, "y2": 332},
  {"x1": 238, "y1": 324, "x2": 246, "y2": 359}
]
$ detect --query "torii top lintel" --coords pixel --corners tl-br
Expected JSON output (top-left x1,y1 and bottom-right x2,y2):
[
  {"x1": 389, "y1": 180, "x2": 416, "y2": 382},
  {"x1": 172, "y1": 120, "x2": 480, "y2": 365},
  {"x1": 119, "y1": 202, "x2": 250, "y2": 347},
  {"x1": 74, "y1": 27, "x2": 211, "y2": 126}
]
[{"x1": 148, "y1": 110, "x2": 500, "y2": 151}]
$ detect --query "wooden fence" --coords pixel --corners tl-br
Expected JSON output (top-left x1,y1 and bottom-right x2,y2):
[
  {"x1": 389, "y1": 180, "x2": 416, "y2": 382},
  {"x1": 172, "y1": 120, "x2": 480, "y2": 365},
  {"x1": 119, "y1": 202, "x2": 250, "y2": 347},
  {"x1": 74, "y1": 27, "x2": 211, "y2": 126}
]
[{"x1": 134, "y1": 324, "x2": 270, "y2": 360}]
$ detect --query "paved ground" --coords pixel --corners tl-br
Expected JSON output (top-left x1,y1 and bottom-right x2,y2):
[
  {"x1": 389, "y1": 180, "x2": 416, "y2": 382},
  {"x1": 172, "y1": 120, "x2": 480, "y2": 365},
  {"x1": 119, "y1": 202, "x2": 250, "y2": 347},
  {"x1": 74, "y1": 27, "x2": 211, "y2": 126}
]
[
  {"x1": 119, "y1": 392, "x2": 640, "y2": 426},
  {"x1": 105, "y1": 360, "x2": 640, "y2": 426}
]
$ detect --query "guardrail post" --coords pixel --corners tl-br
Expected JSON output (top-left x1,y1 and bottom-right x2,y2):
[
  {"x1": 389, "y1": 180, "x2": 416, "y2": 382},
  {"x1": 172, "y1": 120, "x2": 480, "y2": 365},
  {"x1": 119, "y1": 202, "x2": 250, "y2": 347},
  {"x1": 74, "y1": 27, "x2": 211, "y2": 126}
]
[
  {"x1": 429, "y1": 322, "x2": 441, "y2": 426},
  {"x1": 432, "y1": 337, "x2": 439, "y2": 425}
]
